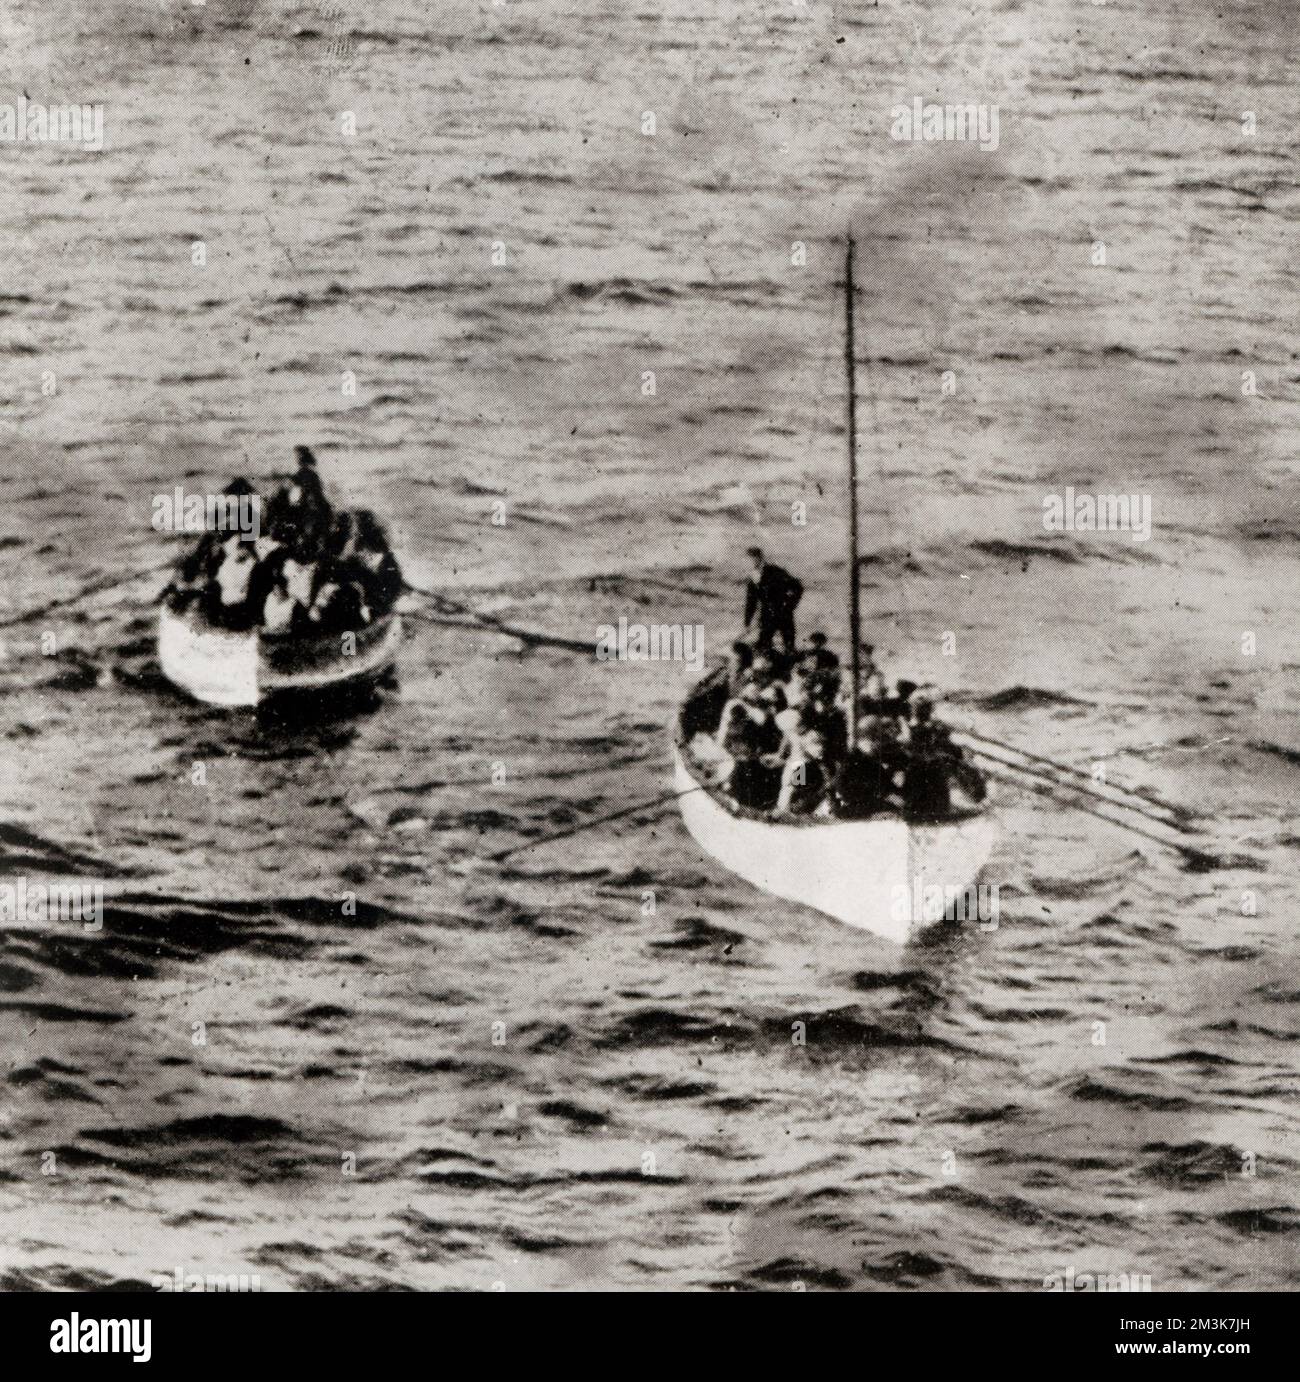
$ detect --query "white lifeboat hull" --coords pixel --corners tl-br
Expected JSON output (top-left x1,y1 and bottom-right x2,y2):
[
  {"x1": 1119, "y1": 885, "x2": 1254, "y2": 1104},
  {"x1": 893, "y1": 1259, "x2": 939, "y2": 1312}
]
[
  {"x1": 672, "y1": 742, "x2": 995, "y2": 945},
  {"x1": 158, "y1": 605, "x2": 402, "y2": 708}
]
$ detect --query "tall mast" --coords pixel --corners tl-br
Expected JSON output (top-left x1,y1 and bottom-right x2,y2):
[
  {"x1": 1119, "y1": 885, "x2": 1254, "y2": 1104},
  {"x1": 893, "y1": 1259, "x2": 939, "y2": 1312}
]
[{"x1": 844, "y1": 235, "x2": 862, "y2": 749}]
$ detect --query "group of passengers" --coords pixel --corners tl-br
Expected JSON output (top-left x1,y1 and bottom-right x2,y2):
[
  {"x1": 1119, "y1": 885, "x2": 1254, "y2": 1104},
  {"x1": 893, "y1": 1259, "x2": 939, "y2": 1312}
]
[
  {"x1": 164, "y1": 448, "x2": 403, "y2": 638},
  {"x1": 706, "y1": 549, "x2": 983, "y2": 822}
]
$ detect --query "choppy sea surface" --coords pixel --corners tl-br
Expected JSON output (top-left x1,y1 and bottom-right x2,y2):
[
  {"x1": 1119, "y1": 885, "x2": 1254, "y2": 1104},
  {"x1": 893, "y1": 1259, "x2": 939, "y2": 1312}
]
[{"x1": 2, "y1": 0, "x2": 1299, "y2": 1290}]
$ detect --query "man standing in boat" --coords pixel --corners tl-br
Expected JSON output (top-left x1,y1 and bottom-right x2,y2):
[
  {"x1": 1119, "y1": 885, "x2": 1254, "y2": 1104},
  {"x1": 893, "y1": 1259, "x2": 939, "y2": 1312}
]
[
  {"x1": 267, "y1": 445, "x2": 333, "y2": 554},
  {"x1": 742, "y1": 547, "x2": 803, "y2": 652}
]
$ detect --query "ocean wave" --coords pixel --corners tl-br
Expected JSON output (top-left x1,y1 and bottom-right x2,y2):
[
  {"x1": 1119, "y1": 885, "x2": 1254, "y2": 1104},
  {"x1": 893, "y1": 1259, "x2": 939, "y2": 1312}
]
[
  {"x1": 1139, "y1": 1141, "x2": 1249, "y2": 1187},
  {"x1": 970, "y1": 538, "x2": 1079, "y2": 565},
  {"x1": 1064, "y1": 1075, "x2": 1192, "y2": 1113},
  {"x1": 566, "y1": 278, "x2": 680, "y2": 306},
  {"x1": 1216, "y1": 1207, "x2": 1300, "y2": 1236},
  {"x1": 966, "y1": 686, "x2": 1089, "y2": 711},
  {"x1": 64, "y1": 1114, "x2": 314, "y2": 1183},
  {"x1": 646, "y1": 915, "x2": 746, "y2": 953},
  {"x1": 2, "y1": 892, "x2": 418, "y2": 985}
]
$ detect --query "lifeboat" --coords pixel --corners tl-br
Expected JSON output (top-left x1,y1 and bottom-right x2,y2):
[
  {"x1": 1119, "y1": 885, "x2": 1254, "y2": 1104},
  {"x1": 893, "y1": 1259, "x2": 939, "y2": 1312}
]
[{"x1": 157, "y1": 604, "x2": 402, "y2": 708}]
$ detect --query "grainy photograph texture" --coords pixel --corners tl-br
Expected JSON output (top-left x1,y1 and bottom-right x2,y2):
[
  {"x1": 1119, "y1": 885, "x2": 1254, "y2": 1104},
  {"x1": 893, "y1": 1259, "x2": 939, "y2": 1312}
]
[{"x1": 1, "y1": 0, "x2": 1297, "y2": 1297}]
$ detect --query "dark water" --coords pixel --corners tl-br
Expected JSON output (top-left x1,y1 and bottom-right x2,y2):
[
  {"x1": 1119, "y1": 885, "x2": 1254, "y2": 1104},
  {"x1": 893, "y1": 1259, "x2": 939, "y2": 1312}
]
[{"x1": 2, "y1": 0, "x2": 1299, "y2": 1290}]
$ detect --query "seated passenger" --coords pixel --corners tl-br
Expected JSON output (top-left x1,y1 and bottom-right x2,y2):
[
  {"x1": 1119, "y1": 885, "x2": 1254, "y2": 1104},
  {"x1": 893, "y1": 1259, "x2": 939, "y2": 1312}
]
[
  {"x1": 262, "y1": 567, "x2": 308, "y2": 637},
  {"x1": 756, "y1": 685, "x2": 788, "y2": 753},
  {"x1": 798, "y1": 631, "x2": 839, "y2": 674},
  {"x1": 717, "y1": 682, "x2": 777, "y2": 751},
  {"x1": 717, "y1": 699, "x2": 751, "y2": 759},
  {"x1": 906, "y1": 697, "x2": 956, "y2": 755},
  {"x1": 747, "y1": 650, "x2": 779, "y2": 690},
  {"x1": 240, "y1": 542, "x2": 312, "y2": 637},
  {"x1": 165, "y1": 530, "x2": 222, "y2": 612},
  {"x1": 879, "y1": 677, "x2": 918, "y2": 721},
  {"x1": 730, "y1": 755, "x2": 781, "y2": 812},
  {"x1": 770, "y1": 690, "x2": 803, "y2": 768},
  {"x1": 349, "y1": 510, "x2": 404, "y2": 615},
  {"x1": 326, "y1": 509, "x2": 356, "y2": 561},
  {"x1": 203, "y1": 535, "x2": 259, "y2": 630},
  {"x1": 717, "y1": 690, "x2": 781, "y2": 811},
  {"x1": 252, "y1": 533, "x2": 283, "y2": 564},
  {"x1": 218, "y1": 475, "x2": 258, "y2": 527},
  {"x1": 717, "y1": 707, "x2": 777, "y2": 812},
  {"x1": 767, "y1": 630, "x2": 796, "y2": 678},
  {"x1": 776, "y1": 730, "x2": 830, "y2": 816},
  {"x1": 872, "y1": 712, "x2": 907, "y2": 777},
  {"x1": 307, "y1": 560, "x2": 367, "y2": 634},
  {"x1": 803, "y1": 663, "x2": 841, "y2": 704},
  {"x1": 800, "y1": 694, "x2": 847, "y2": 775},
  {"x1": 716, "y1": 679, "x2": 755, "y2": 745},
  {"x1": 833, "y1": 721, "x2": 895, "y2": 818},
  {"x1": 725, "y1": 640, "x2": 754, "y2": 698},
  {"x1": 280, "y1": 551, "x2": 318, "y2": 611},
  {"x1": 860, "y1": 643, "x2": 887, "y2": 706},
  {"x1": 901, "y1": 756, "x2": 951, "y2": 822},
  {"x1": 352, "y1": 508, "x2": 392, "y2": 556},
  {"x1": 784, "y1": 660, "x2": 810, "y2": 713},
  {"x1": 900, "y1": 699, "x2": 956, "y2": 821},
  {"x1": 167, "y1": 479, "x2": 259, "y2": 610},
  {"x1": 243, "y1": 535, "x2": 286, "y2": 620},
  {"x1": 717, "y1": 681, "x2": 757, "y2": 747},
  {"x1": 909, "y1": 699, "x2": 985, "y2": 803}
]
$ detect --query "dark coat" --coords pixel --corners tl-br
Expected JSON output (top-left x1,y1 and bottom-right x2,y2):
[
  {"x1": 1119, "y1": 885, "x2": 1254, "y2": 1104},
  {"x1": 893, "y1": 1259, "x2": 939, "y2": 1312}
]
[
  {"x1": 355, "y1": 550, "x2": 404, "y2": 615},
  {"x1": 744, "y1": 563, "x2": 802, "y2": 643},
  {"x1": 833, "y1": 752, "x2": 891, "y2": 818}
]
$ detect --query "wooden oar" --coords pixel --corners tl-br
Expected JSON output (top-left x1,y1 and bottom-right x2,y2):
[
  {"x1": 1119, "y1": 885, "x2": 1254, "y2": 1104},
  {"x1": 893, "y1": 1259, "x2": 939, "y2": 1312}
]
[
  {"x1": 400, "y1": 581, "x2": 597, "y2": 655},
  {"x1": 350, "y1": 751, "x2": 655, "y2": 800},
  {"x1": 977, "y1": 759, "x2": 1246, "y2": 871},
  {"x1": 956, "y1": 726, "x2": 1195, "y2": 826},
  {"x1": 954, "y1": 734, "x2": 1195, "y2": 836},
  {"x1": 489, "y1": 780, "x2": 713, "y2": 863}
]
